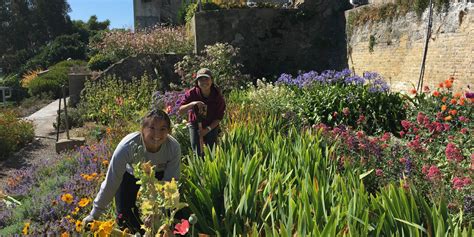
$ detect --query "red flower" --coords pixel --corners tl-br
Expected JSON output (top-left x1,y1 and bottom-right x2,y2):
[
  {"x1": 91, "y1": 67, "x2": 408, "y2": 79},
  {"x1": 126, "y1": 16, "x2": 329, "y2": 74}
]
[
  {"x1": 174, "y1": 219, "x2": 190, "y2": 235},
  {"x1": 445, "y1": 143, "x2": 463, "y2": 162},
  {"x1": 426, "y1": 165, "x2": 441, "y2": 180},
  {"x1": 452, "y1": 177, "x2": 465, "y2": 190}
]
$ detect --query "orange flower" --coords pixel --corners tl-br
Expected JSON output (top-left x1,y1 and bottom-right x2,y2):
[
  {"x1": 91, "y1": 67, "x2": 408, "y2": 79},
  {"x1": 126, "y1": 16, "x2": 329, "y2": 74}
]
[
  {"x1": 448, "y1": 76, "x2": 454, "y2": 82},
  {"x1": 438, "y1": 82, "x2": 444, "y2": 88},
  {"x1": 61, "y1": 193, "x2": 74, "y2": 204},
  {"x1": 442, "y1": 97, "x2": 448, "y2": 103},
  {"x1": 449, "y1": 110, "x2": 457, "y2": 116},
  {"x1": 432, "y1": 91, "x2": 440, "y2": 97},
  {"x1": 61, "y1": 232, "x2": 70, "y2": 237},
  {"x1": 453, "y1": 92, "x2": 462, "y2": 98},
  {"x1": 450, "y1": 99, "x2": 457, "y2": 105},
  {"x1": 410, "y1": 89, "x2": 417, "y2": 94},
  {"x1": 78, "y1": 198, "x2": 91, "y2": 207},
  {"x1": 75, "y1": 220, "x2": 83, "y2": 232},
  {"x1": 459, "y1": 98, "x2": 465, "y2": 106},
  {"x1": 445, "y1": 81, "x2": 452, "y2": 89},
  {"x1": 441, "y1": 105, "x2": 447, "y2": 111},
  {"x1": 106, "y1": 127, "x2": 112, "y2": 135},
  {"x1": 444, "y1": 116, "x2": 452, "y2": 121},
  {"x1": 102, "y1": 159, "x2": 109, "y2": 166}
]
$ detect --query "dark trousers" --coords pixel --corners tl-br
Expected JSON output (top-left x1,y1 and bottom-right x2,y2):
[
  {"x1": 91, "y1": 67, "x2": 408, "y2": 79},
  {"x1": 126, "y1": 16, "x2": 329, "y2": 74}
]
[
  {"x1": 115, "y1": 171, "x2": 164, "y2": 234},
  {"x1": 188, "y1": 124, "x2": 219, "y2": 156}
]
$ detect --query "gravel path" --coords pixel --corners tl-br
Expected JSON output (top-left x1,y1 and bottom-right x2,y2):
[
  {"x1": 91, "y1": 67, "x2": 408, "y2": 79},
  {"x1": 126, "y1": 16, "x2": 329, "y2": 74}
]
[{"x1": 0, "y1": 137, "x2": 59, "y2": 189}]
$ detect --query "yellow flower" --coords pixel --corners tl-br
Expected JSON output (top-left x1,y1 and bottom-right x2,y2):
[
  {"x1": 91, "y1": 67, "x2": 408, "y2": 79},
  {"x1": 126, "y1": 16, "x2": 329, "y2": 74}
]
[
  {"x1": 96, "y1": 220, "x2": 114, "y2": 237},
  {"x1": 22, "y1": 222, "x2": 30, "y2": 235},
  {"x1": 78, "y1": 198, "x2": 91, "y2": 207},
  {"x1": 88, "y1": 220, "x2": 100, "y2": 232},
  {"x1": 75, "y1": 220, "x2": 83, "y2": 232},
  {"x1": 61, "y1": 193, "x2": 74, "y2": 204},
  {"x1": 71, "y1": 207, "x2": 80, "y2": 215}
]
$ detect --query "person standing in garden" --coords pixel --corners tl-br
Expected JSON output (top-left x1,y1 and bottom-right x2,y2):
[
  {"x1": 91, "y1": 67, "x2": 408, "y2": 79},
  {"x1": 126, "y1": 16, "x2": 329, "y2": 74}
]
[
  {"x1": 82, "y1": 109, "x2": 181, "y2": 234},
  {"x1": 178, "y1": 68, "x2": 226, "y2": 156}
]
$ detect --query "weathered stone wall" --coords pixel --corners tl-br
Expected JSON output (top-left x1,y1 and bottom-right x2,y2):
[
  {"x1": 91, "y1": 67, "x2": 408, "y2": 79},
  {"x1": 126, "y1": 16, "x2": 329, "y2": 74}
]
[
  {"x1": 192, "y1": 4, "x2": 351, "y2": 78},
  {"x1": 134, "y1": 0, "x2": 182, "y2": 28},
  {"x1": 94, "y1": 54, "x2": 183, "y2": 91},
  {"x1": 347, "y1": 2, "x2": 473, "y2": 92}
]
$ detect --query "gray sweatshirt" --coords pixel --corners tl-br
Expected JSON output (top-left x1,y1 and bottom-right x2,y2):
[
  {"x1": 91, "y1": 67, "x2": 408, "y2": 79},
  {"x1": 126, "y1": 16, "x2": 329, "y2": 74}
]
[{"x1": 89, "y1": 131, "x2": 181, "y2": 218}]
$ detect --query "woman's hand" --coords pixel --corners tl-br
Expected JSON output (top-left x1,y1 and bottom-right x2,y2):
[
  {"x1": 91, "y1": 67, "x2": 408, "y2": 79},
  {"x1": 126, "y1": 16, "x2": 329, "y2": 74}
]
[{"x1": 193, "y1": 101, "x2": 207, "y2": 116}]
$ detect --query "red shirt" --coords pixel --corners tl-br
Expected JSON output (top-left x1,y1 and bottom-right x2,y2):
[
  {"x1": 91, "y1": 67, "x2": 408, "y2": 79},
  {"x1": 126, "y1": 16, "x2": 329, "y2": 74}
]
[{"x1": 181, "y1": 86, "x2": 226, "y2": 127}]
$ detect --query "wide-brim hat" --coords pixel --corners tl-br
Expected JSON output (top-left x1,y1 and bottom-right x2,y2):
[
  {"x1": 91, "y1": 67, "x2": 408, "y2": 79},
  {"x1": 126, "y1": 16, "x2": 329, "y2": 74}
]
[{"x1": 194, "y1": 68, "x2": 212, "y2": 82}]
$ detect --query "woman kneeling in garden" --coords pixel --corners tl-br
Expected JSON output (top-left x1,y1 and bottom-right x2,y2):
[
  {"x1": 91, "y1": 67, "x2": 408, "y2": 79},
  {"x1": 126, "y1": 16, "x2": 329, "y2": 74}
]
[
  {"x1": 83, "y1": 109, "x2": 181, "y2": 234},
  {"x1": 178, "y1": 68, "x2": 226, "y2": 156}
]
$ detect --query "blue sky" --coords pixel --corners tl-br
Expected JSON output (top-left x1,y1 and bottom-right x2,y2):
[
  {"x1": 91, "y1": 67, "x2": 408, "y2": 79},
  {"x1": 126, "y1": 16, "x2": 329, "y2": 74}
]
[{"x1": 67, "y1": 0, "x2": 134, "y2": 29}]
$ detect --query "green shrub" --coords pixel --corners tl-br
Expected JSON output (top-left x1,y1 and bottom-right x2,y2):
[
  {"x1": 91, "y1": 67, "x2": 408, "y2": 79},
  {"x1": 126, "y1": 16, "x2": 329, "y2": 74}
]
[
  {"x1": 87, "y1": 53, "x2": 117, "y2": 71},
  {"x1": 19, "y1": 34, "x2": 87, "y2": 75},
  {"x1": 27, "y1": 60, "x2": 86, "y2": 98},
  {"x1": 53, "y1": 107, "x2": 85, "y2": 130},
  {"x1": 174, "y1": 43, "x2": 250, "y2": 92},
  {"x1": 296, "y1": 83, "x2": 405, "y2": 135},
  {"x1": 0, "y1": 109, "x2": 35, "y2": 159}
]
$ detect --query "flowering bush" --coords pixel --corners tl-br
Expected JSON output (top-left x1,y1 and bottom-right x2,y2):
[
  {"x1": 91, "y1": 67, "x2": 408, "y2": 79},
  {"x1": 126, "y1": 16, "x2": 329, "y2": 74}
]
[
  {"x1": 313, "y1": 77, "x2": 473, "y2": 217},
  {"x1": 80, "y1": 75, "x2": 157, "y2": 125},
  {"x1": 89, "y1": 26, "x2": 193, "y2": 60},
  {"x1": 276, "y1": 69, "x2": 405, "y2": 134},
  {"x1": 0, "y1": 109, "x2": 34, "y2": 159},
  {"x1": 174, "y1": 43, "x2": 250, "y2": 92}
]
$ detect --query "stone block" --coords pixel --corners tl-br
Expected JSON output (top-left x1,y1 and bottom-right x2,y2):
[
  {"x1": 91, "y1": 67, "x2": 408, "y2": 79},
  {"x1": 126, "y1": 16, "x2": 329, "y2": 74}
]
[{"x1": 56, "y1": 137, "x2": 86, "y2": 153}]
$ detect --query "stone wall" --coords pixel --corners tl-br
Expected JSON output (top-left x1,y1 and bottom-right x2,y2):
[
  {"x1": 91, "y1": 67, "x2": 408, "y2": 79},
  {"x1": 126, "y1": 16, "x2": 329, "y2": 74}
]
[
  {"x1": 192, "y1": 3, "x2": 351, "y2": 78},
  {"x1": 133, "y1": 0, "x2": 182, "y2": 28},
  {"x1": 347, "y1": 2, "x2": 473, "y2": 92}
]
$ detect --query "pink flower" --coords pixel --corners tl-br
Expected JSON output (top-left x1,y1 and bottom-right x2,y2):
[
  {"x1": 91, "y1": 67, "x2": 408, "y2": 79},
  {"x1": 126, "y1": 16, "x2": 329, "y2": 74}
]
[
  {"x1": 445, "y1": 143, "x2": 464, "y2": 162},
  {"x1": 452, "y1": 177, "x2": 465, "y2": 190},
  {"x1": 381, "y1": 132, "x2": 391, "y2": 142},
  {"x1": 460, "y1": 128, "x2": 468, "y2": 134},
  {"x1": 375, "y1": 169, "x2": 383, "y2": 177},
  {"x1": 421, "y1": 165, "x2": 429, "y2": 174},
  {"x1": 333, "y1": 111, "x2": 338, "y2": 118},
  {"x1": 458, "y1": 116, "x2": 469, "y2": 123},
  {"x1": 426, "y1": 165, "x2": 441, "y2": 180},
  {"x1": 416, "y1": 112, "x2": 425, "y2": 124},
  {"x1": 401, "y1": 120, "x2": 412, "y2": 130},
  {"x1": 174, "y1": 219, "x2": 190, "y2": 235},
  {"x1": 399, "y1": 157, "x2": 407, "y2": 164},
  {"x1": 356, "y1": 131, "x2": 364, "y2": 139},
  {"x1": 443, "y1": 123, "x2": 450, "y2": 131}
]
